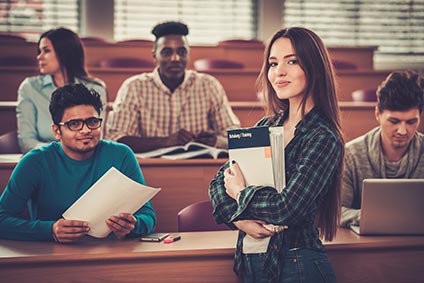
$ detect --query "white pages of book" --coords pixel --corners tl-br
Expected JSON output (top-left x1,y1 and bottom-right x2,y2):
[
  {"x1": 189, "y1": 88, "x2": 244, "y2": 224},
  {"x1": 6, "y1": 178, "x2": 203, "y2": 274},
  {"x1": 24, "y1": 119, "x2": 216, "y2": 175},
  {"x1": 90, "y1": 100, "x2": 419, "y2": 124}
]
[
  {"x1": 135, "y1": 142, "x2": 223, "y2": 159},
  {"x1": 161, "y1": 147, "x2": 228, "y2": 160},
  {"x1": 135, "y1": 145, "x2": 185, "y2": 159},
  {"x1": 0, "y1": 154, "x2": 22, "y2": 162},
  {"x1": 62, "y1": 167, "x2": 161, "y2": 238},
  {"x1": 269, "y1": 127, "x2": 286, "y2": 193}
]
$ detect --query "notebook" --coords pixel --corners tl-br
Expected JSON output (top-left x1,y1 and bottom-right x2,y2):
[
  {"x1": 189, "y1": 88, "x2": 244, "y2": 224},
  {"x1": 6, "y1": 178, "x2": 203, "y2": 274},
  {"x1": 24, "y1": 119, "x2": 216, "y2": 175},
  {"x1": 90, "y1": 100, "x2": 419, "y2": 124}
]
[{"x1": 350, "y1": 179, "x2": 424, "y2": 235}]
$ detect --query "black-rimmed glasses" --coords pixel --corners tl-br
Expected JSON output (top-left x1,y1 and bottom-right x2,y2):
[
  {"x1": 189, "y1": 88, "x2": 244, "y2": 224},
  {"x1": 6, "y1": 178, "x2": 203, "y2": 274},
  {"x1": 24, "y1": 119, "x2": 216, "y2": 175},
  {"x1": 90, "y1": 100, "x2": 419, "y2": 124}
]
[{"x1": 58, "y1": 117, "x2": 103, "y2": 131}]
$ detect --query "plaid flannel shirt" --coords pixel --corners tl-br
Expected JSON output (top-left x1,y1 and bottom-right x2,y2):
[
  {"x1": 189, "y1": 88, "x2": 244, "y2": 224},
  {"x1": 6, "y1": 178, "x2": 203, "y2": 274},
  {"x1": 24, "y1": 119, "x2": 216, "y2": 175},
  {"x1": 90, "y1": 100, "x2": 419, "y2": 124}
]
[{"x1": 209, "y1": 107, "x2": 343, "y2": 282}]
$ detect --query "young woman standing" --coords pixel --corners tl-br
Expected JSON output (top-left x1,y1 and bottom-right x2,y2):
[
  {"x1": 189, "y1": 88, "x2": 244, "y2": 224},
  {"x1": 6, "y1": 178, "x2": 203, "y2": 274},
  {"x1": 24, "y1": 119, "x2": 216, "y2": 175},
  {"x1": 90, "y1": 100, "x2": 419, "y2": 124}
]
[{"x1": 209, "y1": 27, "x2": 344, "y2": 282}]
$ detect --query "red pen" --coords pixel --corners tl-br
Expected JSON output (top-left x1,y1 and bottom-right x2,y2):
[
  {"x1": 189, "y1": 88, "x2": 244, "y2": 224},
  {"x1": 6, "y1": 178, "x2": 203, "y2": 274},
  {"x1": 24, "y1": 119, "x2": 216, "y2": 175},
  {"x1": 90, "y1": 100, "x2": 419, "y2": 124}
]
[{"x1": 164, "y1": 235, "x2": 181, "y2": 244}]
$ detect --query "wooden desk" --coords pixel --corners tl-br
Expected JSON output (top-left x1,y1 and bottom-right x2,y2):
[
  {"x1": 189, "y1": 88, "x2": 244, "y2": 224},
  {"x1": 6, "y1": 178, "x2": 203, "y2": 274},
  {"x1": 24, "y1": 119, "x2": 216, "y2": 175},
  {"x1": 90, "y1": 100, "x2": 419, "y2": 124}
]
[
  {"x1": 327, "y1": 229, "x2": 424, "y2": 283},
  {"x1": 0, "y1": 101, "x2": 18, "y2": 135},
  {"x1": 138, "y1": 158, "x2": 225, "y2": 232},
  {"x1": 0, "y1": 100, "x2": 264, "y2": 135},
  {"x1": 0, "y1": 100, "x2": 394, "y2": 139},
  {"x1": 340, "y1": 101, "x2": 379, "y2": 142},
  {"x1": 90, "y1": 68, "x2": 392, "y2": 103},
  {"x1": 335, "y1": 69, "x2": 391, "y2": 101},
  {"x1": 1, "y1": 40, "x2": 376, "y2": 70},
  {"x1": 0, "y1": 230, "x2": 239, "y2": 283},
  {"x1": 224, "y1": 101, "x2": 392, "y2": 142},
  {"x1": 0, "y1": 229, "x2": 423, "y2": 283},
  {"x1": 329, "y1": 46, "x2": 377, "y2": 69},
  {"x1": 0, "y1": 67, "x2": 390, "y2": 103},
  {"x1": 0, "y1": 66, "x2": 37, "y2": 101},
  {"x1": 2, "y1": 99, "x2": 423, "y2": 144},
  {"x1": 0, "y1": 156, "x2": 225, "y2": 232}
]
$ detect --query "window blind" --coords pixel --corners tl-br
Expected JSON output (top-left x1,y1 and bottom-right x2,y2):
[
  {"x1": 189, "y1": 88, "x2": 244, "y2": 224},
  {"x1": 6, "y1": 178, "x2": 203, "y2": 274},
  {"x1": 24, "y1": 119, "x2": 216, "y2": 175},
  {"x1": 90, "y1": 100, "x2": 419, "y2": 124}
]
[
  {"x1": 283, "y1": 0, "x2": 424, "y2": 69},
  {"x1": 114, "y1": 0, "x2": 257, "y2": 44},
  {"x1": 0, "y1": 0, "x2": 79, "y2": 41}
]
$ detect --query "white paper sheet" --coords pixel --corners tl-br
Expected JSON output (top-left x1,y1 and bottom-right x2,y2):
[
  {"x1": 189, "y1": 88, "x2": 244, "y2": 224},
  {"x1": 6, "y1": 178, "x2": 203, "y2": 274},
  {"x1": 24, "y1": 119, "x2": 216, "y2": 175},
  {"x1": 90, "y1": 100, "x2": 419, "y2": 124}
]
[
  {"x1": 62, "y1": 167, "x2": 161, "y2": 238},
  {"x1": 0, "y1": 154, "x2": 22, "y2": 162}
]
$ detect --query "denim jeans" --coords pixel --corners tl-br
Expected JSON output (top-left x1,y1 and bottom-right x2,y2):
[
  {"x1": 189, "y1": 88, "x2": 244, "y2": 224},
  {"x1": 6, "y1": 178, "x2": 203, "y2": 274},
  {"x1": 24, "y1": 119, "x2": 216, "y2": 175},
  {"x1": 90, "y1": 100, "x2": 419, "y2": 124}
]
[{"x1": 242, "y1": 248, "x2": 336, "y2": 283}]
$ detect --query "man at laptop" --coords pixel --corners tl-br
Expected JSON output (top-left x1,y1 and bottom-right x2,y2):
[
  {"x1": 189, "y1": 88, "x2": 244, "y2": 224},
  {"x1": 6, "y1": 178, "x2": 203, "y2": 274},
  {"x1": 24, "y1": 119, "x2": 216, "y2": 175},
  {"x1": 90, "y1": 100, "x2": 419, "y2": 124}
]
[{"x1": 341, "y1": 70, "x2": 424, "y2": 228}]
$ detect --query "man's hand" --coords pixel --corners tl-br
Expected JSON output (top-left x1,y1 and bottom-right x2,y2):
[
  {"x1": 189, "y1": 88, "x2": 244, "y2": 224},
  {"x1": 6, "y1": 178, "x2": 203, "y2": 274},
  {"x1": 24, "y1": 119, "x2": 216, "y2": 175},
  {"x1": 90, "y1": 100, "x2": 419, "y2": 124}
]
[
  {"x1": 106, "y1": 213, "x2": 137, "y2": 239},
  {"x1": 234, "y1": 220, "x2": 274, "y2": 239},
  {"x1": 167, "y1": 129, "x2": 195, "y2": 146},
  {"x1": 52, "y1": 218, "x2": 90, "y2": 243},
  {"x1": 195, "y1": 131, "x2": 217, "y2": 146}
]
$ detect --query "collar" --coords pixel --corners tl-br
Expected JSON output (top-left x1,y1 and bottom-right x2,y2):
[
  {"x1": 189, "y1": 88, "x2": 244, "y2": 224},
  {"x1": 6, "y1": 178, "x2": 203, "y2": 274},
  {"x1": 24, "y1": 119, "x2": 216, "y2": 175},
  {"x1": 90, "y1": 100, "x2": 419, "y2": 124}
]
[
  {"x1": 40, "y1": 74, "x2": 55, "y2": 89},
  {"x1": 152, "y1": 67, "x2": 194, "y2": 94},
  {"x1": 40, "y1": 75, "x2": 87, "y2": 89},
  {"x1": 294, "y1": 107, "x2": 321, "y2": 134}
]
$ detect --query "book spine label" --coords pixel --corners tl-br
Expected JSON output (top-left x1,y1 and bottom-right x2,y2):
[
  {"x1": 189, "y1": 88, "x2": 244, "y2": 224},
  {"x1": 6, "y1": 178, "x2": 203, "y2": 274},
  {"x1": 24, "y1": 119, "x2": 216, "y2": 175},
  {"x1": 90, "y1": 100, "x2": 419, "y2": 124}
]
[{"x1": 228, "y1": 126, "x2": 270, "y2": 149}]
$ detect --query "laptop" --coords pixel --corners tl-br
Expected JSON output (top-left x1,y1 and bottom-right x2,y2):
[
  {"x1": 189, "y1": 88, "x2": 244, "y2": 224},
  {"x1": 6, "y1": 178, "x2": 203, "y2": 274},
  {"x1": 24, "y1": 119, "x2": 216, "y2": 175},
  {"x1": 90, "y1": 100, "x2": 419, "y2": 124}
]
[{"x1": 350, "y1": 179, "x2": 424, "y2": 235}]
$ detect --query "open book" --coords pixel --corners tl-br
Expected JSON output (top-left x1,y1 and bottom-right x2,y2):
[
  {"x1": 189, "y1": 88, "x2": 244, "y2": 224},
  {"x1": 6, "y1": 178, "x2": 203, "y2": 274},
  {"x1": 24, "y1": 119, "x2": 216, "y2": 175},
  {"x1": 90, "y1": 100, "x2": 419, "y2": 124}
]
[
  {"x1": 62, "y1": 167, "x2": 161, "y2": 238},
  {"x1": 135, "y1": 141, "x2": 228, "y2": 160}
]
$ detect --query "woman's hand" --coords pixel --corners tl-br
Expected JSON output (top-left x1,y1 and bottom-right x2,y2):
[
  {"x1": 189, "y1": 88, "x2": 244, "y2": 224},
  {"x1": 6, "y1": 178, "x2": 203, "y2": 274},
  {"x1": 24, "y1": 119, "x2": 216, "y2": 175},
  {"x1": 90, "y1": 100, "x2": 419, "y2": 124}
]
[
  {"x1": 234, "y1": 220, "x2": 275, "y2": 239},
  {"x1": 223, "y1": 161, "x2": 246, "y2": 200}
]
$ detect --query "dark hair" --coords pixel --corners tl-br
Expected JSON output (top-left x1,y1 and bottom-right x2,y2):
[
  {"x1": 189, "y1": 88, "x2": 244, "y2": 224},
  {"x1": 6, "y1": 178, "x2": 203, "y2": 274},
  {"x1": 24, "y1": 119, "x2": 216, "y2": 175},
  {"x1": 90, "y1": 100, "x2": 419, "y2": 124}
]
[
  {"x1": 152, "y1": 21, "x2": 189, "y2": 39},
  {"x1": 49, "y1": 83, "x2": 103, "y2": 125},
  {"x1": 152, "y1": 21, "x2": 189, "y2": 53},
  {"x1": 256, "y1": 27, "x2": 344, "y2": 241},
  {"x1": 38, "y1": 27, "x2": 91, "y2": 83},
  {"x1": 377, "y1": 70, "x2": 424, "y2": 113}
]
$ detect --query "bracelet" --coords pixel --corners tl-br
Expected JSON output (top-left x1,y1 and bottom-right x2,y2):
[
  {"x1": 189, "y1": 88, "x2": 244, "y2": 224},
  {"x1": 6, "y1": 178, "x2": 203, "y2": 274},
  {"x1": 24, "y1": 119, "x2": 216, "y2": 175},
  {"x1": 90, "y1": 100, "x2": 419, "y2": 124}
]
[{"x1": 263, "y1": 224, "x2": 288, "y2": 233}]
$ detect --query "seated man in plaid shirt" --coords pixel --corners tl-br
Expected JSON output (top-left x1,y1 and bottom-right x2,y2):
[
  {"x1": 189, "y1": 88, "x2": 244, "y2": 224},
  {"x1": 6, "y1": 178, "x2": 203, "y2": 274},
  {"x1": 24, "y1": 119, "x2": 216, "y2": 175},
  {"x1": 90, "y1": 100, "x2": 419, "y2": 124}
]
[{"x1": 105, "y1": 21, "x2": 240, "y2": 152}]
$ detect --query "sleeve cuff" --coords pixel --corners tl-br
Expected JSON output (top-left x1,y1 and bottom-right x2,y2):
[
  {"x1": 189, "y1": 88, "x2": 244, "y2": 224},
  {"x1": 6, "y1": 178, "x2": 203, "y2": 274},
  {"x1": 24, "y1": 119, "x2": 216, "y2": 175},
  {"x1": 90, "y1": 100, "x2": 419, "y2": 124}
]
[{"x1": 215, "y1": 135, "x2": 228, "y2": 149}]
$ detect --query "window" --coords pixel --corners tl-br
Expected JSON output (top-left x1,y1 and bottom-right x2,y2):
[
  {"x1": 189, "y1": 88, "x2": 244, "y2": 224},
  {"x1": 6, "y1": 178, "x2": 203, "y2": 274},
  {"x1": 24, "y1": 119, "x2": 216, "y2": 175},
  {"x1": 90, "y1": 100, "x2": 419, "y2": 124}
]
[
  {"x1": 114, "y1": 0, "x2": 257, "y2": 44},
  {"x1": 0, "y1": 0, "x2": 79, "y2": 41},
  {"x1": 283, "y1": 0, "x2": 424, "y2": 69}
]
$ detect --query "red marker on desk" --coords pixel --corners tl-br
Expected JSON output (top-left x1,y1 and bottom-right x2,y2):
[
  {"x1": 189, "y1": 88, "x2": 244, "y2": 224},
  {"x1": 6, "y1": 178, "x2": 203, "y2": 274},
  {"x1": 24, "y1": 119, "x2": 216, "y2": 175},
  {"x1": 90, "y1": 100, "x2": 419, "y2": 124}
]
[{"x1": 164, "y1": 235, "x2": 181, "y2": 244}]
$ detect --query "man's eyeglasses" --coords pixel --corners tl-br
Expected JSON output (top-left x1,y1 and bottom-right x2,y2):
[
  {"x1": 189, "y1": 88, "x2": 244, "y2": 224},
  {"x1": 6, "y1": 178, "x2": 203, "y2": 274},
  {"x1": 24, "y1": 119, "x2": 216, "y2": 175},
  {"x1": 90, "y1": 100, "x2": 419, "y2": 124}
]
[{"x1": 58, "y1": 117, "x2": 103, "y2": 131}]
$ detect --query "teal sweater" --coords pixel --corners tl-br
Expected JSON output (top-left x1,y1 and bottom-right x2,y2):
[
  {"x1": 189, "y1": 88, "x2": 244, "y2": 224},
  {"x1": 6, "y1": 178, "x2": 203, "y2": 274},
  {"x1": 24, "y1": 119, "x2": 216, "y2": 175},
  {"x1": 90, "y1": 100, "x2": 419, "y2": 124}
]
[{"x1": 0, "y1": 140, "x2": 156, "y2": 241}]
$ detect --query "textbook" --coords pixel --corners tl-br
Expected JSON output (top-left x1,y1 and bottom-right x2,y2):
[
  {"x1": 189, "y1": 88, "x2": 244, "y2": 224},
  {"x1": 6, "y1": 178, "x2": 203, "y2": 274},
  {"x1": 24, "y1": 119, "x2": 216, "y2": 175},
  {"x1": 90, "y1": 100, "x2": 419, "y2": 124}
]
[
  {"x1": 228, "y1": 126, "x2": 287, "y2": 234},
  {"x1": 62, "y1": 167, "x2": 161, "y2": 238},
  {"x1": 228, "y1": 126, "x2": 286, "y2": 191},
  {"x1": 135, "y1": 141, "x2": 228, "y2": 160}
]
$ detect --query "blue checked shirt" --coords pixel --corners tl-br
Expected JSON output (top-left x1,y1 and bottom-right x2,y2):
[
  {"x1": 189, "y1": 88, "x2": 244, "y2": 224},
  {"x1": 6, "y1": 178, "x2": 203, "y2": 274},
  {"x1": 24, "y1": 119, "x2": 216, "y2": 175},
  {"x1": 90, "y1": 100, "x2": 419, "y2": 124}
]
[{"x1": 209, "y1": 107, "x2": 343, "y2": 282}]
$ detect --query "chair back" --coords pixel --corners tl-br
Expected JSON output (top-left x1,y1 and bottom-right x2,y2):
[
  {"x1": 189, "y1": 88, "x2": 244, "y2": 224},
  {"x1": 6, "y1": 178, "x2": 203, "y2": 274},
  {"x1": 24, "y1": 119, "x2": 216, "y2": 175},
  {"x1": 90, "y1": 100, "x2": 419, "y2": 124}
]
[
  {"x1": 80, "y1": 36, "x2": 109, "y2": 44},
  {"x1": 352, "y1": 88, "x2": 377, "y2": 102},
  {"x1": 193, "y1": 58, "x2": 244, "y2": 71},
  {"x1": 332, "y1": 59, "x2": 358, "y2": 70},
  {"x1": 116, "y1": 39, "x2": 154, "y2": 47},
  {"x1": 98, "y1": 57, "x2": 155, "y2": 68},
  {"x1": 0, "y1": 131, "x2": 21, "y2": 154},
  {"x1": 0, "y1": 33, "x2": 26, "y2": 42},
  {"x1": 218, "y1": 39, "x2": 264, "y2": 48},
  {"x1": 177, "y1": 200, "x2": 230, "y2": 232}
]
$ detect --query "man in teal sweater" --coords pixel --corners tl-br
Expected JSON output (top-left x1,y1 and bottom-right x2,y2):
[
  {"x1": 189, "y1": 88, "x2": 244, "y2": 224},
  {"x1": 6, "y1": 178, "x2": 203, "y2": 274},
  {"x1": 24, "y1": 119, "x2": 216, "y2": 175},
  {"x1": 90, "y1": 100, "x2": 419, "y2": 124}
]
[{"x1": 0, "y1": 84, "x2": 156, "y2": 242}]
